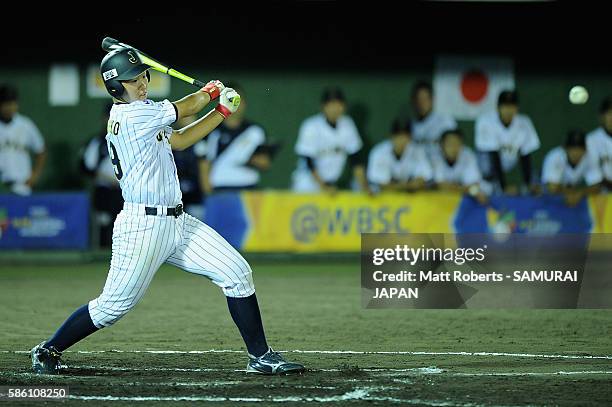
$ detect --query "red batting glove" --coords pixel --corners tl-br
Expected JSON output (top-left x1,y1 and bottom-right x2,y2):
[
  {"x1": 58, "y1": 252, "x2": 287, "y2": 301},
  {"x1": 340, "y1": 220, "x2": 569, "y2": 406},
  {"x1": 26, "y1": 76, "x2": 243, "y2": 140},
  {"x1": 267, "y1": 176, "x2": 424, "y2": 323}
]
[
  {"x1": 201, "y1": 80, "x2": 224, "y2": 100},
  {"x1": 215, "y1": 104, "x2": 232, "y2": 119}
]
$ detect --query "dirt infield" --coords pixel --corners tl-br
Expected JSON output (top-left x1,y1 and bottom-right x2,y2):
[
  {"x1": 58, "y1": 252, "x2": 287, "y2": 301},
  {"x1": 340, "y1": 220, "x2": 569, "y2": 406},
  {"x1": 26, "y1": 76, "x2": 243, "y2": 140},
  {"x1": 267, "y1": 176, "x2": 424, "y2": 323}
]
[{"x1": 0, "y1": 262, "x2": 610, "y2": 406}]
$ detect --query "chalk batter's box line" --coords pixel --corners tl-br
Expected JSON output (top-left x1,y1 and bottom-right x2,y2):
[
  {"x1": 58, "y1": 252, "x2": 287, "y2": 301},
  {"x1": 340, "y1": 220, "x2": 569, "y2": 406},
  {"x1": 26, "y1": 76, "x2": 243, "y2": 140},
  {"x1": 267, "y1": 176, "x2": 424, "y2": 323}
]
[{"x1": 2, "y1": 349, "x2": 611, "y2": 360}]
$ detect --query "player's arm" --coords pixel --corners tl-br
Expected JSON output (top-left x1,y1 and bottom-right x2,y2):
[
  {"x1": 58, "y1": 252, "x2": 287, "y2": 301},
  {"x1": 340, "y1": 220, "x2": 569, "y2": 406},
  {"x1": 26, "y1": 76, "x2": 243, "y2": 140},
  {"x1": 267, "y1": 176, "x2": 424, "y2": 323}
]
[
  {"x1": 172, "y1": 81, "x2": 224, "y2": 121},
  {"x1": 171, "y1": 88, "x2": 240, "y2": 151},
  {"x1": 348, "y1": 152, "x2": 371, "y2": 194},
  {"x1": 489, "y1": 151, "x2": 506, "y2": 191},
  {"x1": 436, "y1": 181, "x2": 466, "y2": 193},
  {"x1": 301, "y1": 157, "x2": 336, "y2": 193},
  {"x1": 26, "y1": 148, "x2": 47, "y2": 188},
  {"x1": 404, "y1": 177, "x2": 427, "y2": 191}
]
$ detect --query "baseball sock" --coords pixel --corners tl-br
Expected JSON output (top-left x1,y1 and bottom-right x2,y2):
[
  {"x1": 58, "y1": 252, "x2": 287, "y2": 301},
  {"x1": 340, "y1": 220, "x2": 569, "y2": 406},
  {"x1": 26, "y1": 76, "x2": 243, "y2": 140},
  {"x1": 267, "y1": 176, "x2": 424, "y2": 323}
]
[
  {"x1": 226, "y1": 293, "x2": 269, "y2": 357},
  {"x1": 44, "y1": 304, "x2": 99, "y2": 352}
]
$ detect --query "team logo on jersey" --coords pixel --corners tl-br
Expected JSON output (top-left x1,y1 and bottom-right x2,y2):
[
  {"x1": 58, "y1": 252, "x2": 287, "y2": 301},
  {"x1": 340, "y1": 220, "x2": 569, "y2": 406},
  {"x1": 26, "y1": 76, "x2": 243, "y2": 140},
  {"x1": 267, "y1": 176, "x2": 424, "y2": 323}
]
[
  {"x1": 156, "y1": 131, "x2": 169, "y2": 142},
  {"x1": 102, "y1": 68, "x2": 118, "y2": 81}
]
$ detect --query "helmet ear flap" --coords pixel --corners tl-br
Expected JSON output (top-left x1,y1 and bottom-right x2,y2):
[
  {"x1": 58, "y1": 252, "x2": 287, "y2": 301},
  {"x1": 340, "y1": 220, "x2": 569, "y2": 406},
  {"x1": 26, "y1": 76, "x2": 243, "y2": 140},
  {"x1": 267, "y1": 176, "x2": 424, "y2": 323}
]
[{"x1": 106, "y1": 80, "x2": 125, "y2": 98}]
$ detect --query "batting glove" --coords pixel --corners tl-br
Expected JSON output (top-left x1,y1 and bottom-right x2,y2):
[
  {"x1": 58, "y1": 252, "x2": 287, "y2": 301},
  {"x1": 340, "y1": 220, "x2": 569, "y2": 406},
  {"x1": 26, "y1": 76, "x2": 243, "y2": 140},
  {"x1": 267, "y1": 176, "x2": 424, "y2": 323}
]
[
  {"x1": 201, "y1": 80, "x2": 225, "y2": 100},
  {"x1": 215, "y1": 88, "x2": 241, "y2": 119}
]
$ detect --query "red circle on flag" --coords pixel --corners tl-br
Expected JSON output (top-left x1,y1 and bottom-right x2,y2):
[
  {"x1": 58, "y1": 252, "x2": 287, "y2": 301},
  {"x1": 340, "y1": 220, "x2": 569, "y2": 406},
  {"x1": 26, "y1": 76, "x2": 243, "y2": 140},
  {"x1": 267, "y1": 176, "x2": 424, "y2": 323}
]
[{"x1": 460, "y1": 70, "x2": 489, "y2": 104}]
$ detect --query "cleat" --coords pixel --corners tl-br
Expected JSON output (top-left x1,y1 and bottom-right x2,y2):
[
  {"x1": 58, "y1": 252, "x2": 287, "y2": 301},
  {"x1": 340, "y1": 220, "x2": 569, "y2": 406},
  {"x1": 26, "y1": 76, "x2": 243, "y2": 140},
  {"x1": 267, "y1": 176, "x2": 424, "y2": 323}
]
[
  {"x1": 246, "y1": 347, "x2": 305, "y2": 375},
  {"x1": 30, "y1": 342, "x2": 63, "y2": 375}
]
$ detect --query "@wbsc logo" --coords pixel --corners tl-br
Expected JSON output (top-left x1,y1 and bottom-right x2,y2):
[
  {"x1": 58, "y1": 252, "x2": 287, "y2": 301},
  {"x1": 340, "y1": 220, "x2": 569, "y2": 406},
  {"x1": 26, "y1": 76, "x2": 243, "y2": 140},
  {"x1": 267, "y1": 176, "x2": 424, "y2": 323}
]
[{"x1": 291, "y1": 205, "x2": 411, "y2": 243}]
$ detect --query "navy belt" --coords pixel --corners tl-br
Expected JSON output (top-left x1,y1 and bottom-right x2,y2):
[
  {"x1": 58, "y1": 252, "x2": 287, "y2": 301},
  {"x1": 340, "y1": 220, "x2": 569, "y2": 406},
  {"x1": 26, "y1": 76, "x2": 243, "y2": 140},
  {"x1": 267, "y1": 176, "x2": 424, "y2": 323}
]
[{"x1": 144, "y1": 204, "x2": 183, "y2": 218}]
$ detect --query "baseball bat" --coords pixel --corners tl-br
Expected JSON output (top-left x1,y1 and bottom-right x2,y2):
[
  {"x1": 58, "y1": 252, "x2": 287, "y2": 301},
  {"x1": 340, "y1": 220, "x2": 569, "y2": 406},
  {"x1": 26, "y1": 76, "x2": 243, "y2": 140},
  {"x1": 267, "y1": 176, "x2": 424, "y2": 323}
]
[{"x1": 101, "y1": 37, "x2": 206, "y2": 88}]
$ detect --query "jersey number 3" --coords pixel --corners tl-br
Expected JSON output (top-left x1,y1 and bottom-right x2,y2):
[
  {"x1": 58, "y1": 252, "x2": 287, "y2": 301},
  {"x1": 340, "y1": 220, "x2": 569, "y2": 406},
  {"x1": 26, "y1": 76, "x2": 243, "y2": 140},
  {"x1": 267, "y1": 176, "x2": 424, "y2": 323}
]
[{"x1": 108, "y1": 142, "x2": 123, "y2": 180}]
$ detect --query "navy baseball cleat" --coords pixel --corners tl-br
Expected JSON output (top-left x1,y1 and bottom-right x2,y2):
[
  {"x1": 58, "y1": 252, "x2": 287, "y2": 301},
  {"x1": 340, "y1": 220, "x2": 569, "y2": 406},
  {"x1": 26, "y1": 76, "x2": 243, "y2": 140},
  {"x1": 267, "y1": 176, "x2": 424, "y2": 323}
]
[
  {"x1": 30, "y1": 342, "x2": 63, "y2": 375},
  {"x1": 246, "y1": 348, "x2": 305, "y2": 375}
]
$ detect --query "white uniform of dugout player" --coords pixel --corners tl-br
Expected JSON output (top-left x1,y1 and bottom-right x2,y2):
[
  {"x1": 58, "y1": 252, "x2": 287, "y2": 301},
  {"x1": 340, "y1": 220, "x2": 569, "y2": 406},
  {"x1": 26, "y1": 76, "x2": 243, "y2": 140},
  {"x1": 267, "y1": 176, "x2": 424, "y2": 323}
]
[
  {"x1": 542, "y1": 130, "x2": 602, "y2": 207},
  {"x1": 367, "y1": 119, "x2": 433, "y2": 192},
  {"x1": 291, "y1": 87, "x2": 370, "y2": 194},
  {"x1": 0, "y1": 85, "x2": 47, "y2": 196},
  {"x1": 410, "y1": 81, "x2": 457, "y2": 158},
  {"x1": 30, "y1": 47, "x2": 304, "y2": 376},
  {"x1": 431, "y1": 129, "x2": 490, "y2": 203},
  {"x1": 586, "y1": 97, "x2": 612, "y2": 188},
  {"x1": 475, "y1": 90, "x2": 540, "y2": 194}
]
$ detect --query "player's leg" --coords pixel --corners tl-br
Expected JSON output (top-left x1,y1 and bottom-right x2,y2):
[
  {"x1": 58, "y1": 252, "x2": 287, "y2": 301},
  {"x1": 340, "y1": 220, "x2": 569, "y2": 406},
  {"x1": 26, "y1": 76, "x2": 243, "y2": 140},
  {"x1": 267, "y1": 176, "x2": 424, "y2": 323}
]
[
  {"x1": 167, "y1": 213, "x2": 304, "y2": 375},
  {"x1": 32, "y1": 212, "x2": 176, "y2": 374}
]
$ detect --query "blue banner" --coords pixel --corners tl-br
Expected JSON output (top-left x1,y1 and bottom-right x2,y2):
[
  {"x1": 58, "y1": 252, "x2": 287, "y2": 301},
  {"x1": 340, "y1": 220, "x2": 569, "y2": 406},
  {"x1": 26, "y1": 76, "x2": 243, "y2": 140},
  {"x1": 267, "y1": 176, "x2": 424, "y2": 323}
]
[
  {"x1": 454, "y1": 194, "x2": 592, "y2": 234},
  {"x1": 0, "y1": 193, "x2": 90, "y2": 249}
]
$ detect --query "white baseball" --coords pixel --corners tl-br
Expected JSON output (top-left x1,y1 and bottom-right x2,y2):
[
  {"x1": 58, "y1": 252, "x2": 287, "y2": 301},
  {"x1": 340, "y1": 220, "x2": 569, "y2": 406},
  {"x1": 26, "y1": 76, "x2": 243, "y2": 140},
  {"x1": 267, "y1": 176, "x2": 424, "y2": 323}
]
[{"x1": 569, "y1": 86, "x2": 589, "y2": 105}]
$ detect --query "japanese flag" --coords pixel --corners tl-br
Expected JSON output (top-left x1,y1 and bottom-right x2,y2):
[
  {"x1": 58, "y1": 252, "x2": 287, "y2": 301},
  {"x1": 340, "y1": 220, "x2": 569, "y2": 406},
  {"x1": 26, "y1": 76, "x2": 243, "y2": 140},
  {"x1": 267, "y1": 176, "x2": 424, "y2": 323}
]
[{"x1": 433, "y1": 55, "x2": 515, "y2": 121}]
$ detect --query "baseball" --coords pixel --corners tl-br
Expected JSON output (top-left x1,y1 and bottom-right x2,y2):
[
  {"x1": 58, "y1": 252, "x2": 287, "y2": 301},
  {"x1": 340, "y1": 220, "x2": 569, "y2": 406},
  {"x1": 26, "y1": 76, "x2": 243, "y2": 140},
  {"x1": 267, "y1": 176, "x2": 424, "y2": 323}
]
[{"x1": 569, "y1": 86, "x2": 589, "y2": 105}]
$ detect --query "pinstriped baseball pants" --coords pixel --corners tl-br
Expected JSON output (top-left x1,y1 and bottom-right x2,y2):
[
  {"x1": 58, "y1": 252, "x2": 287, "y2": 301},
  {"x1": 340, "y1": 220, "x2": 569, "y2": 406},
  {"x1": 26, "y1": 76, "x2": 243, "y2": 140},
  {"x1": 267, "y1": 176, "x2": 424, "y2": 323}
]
[{"x1": 88, "y1": 203, "x2": 255, "y2": 328}]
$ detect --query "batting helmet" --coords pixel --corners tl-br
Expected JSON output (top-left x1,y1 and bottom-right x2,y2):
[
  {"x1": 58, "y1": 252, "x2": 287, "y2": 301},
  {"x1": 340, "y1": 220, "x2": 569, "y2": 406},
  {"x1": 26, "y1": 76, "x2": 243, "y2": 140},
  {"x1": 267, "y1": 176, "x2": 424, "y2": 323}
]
[{"x1": 100, "y1": 47, "x2": 150, "y2": 99}]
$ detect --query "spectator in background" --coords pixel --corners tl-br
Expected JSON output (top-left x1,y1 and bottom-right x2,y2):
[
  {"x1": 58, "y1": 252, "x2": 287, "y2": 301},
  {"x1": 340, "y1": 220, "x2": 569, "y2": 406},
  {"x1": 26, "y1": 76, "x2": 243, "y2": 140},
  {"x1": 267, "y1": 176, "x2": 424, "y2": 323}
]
[
  {"x1": 0, "y1": 84, "x2": 46, "y2": 195},
  {"x1": 411, "y1": 80, "x2": 457, "y2": 157},
  {"x1": 475, "y1": 90, "x2": 540, "y2": 195},
  {"x1": 196, "y1": 82, "x2": 274, "y2": 194},
  {"x1": 586, "y1": 97, "x2": 612, "y2": 189},
  {"x1": 542, "y1": 130, "x2": 602, "y2": 207},
  {"x1": 173, "y1": 114, "x2": 205, "y2": 219},
  {"x1": 292, "y1": 87, "x2": 370, "y2": 194},
  {"x1": 431, "y1": 129, "x2": 489, "y2": 204},
  {"x1": 79, "y1": 103, "x2": 123, "y2": 248},
  {"x1": 367, "y1": 119, "x2": 432, "y2": 192}
]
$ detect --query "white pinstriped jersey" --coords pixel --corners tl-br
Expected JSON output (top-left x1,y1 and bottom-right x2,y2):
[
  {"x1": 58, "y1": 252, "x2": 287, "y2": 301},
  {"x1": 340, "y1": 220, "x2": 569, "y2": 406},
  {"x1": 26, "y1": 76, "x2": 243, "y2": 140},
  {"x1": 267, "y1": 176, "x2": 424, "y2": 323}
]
[{"x1": 106, "y1": 99, "x2": 180, "y2": 206}]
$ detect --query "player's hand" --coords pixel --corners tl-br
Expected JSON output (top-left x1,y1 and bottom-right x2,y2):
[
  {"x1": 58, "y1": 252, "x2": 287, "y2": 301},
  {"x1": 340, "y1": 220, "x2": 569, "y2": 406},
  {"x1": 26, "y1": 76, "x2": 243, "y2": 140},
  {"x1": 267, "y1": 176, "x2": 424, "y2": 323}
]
[
  {"x1": 529, "y1": 183, "x2": 542, "y2": 196},
  {"x1": 564, "y1": 191, "x2": 584, "y2": 207},
  {"x1": 201, "y1": 80, "x2": 225, "y2": 100},
  {"x1": 504, "y1": 184, "x2": 519, "y2": 196},
  {"x1": 323, "y1": 184, "x2": 338, "y2": 196},
  {"x1": 215, "y1": 88, "x2": 241, "y2": 119}
]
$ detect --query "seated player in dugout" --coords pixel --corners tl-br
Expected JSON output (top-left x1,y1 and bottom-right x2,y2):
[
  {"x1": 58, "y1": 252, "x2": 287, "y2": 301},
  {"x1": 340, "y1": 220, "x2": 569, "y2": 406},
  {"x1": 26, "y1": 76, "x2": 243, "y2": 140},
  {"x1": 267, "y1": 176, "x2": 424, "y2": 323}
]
[
  {"x1": 431, "y1": 129, "x2": 489, "y2": 204},
  {"x1": 291, "y1": 87, "x2": 371, "y2": 194},
  {"x1": 366, "y1": 119, "x2": 433, "y2": 193},
  {"x1": 195, "y1": 82, "x2": 277, "y2": 194},
  {"x1": 475, "y1": 90, "x2": 541, "y2": 195},
  {"x1": 410, "y1": 80, "x2": 457, "y2": 157},
  {"x1": 586, "y1": 97, "x2": 612, "y2": 190},
  {"x1": 542, "y1": 129, "x2": 602, "y2": 207}
]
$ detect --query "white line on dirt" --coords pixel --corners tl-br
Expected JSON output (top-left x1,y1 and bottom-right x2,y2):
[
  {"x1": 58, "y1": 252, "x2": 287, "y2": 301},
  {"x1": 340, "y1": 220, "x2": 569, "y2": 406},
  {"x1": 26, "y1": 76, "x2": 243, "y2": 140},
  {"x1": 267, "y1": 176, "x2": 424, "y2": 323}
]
[
  {"x1": 452, "y1": 371, "x2": 612, "y2": 376},
  {"x1": 3, "y1": 349, "x2": 611, "y2": 360},
  {"x1": 66, "y1": 387, "x2": 502, "y2": 406},
  {"x1": 56, "y1": 365, "x2": 612, "y2": 377}
]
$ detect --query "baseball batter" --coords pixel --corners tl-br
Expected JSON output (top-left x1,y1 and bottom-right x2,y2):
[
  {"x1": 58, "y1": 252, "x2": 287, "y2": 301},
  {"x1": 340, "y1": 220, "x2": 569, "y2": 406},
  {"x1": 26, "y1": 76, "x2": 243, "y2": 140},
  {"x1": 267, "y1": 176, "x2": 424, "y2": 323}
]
[{"x1": 30, "y1": 47, "x2": 304, "y2": 375}]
